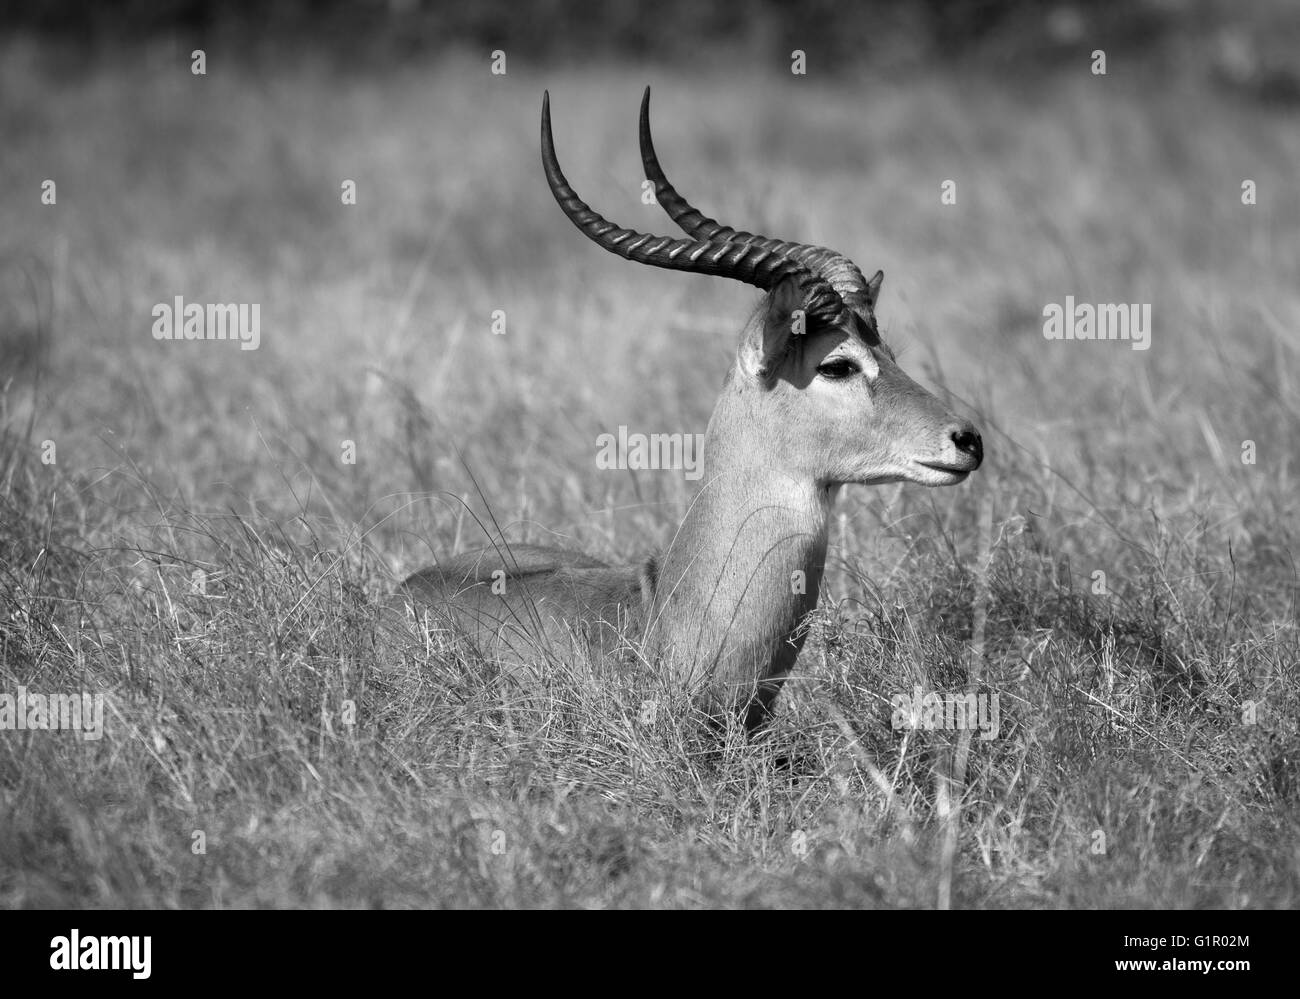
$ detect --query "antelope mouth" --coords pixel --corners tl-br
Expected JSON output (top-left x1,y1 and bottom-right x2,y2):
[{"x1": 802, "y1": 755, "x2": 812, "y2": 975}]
[{"x1": 912, "y1": 460, "x2": 975, "y2": 484}]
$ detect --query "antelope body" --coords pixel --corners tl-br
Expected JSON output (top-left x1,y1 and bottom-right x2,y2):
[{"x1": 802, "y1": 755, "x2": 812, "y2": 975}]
[{"x1": 403, "y1": 89, "x2": 983, "y2": 729}]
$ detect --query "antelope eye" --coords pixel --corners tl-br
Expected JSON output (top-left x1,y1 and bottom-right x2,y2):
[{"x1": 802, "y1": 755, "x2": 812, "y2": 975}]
[{"x1": 816, "y1": 358, "x2": 859, "y2": 380}]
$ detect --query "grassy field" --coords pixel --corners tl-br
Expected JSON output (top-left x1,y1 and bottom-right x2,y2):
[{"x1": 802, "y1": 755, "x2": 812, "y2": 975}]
[{"x1": 1, "y1": 38, "x2": 1298, "y2": 908}]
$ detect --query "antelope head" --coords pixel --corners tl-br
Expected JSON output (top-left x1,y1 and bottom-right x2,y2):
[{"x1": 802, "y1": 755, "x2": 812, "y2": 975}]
[{"x1": 541, "y1": 88, "x2": 983, "y2": 492}]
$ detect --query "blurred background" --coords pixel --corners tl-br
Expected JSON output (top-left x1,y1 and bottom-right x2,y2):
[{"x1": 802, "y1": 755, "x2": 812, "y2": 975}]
[{"x1": 4, "y1": 0, "x2": 1300, "y2": 95}]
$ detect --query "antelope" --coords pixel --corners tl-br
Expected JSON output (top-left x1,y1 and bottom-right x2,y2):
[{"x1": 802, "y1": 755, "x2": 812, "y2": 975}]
[{"x1": 401, "y1": 88, "x2": 983, "y2": 731}]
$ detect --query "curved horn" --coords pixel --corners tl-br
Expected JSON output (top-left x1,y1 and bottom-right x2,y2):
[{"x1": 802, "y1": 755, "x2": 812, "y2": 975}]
[
  {"x1": 638, "y1": 86, "x2": 877, "y2": 310},
  {"x1": 542, "y1": 92, "x2": 846, "y2": 325}
]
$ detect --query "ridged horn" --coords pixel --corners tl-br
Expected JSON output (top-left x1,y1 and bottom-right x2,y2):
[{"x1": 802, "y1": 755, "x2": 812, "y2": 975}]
[
  {"x1": 638, "y1": 86, "x2": 878, "y2": 313},
  {"x1": 541, "y1": 91, "x2": 847, "y2": 326}
]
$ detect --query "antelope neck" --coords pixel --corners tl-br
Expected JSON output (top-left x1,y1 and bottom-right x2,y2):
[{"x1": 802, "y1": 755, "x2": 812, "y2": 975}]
[{"x1": 647, "y1": 384, "x2": 832, "y2": 691}]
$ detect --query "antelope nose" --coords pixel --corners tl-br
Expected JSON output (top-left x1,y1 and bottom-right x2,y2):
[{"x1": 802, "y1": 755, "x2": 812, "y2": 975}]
[{"x1": 952, "y1": 426, "x2": 983, "y2": 467}]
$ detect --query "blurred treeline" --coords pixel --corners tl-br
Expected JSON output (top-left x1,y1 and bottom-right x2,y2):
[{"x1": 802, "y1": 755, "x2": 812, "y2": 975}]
[{"x1": 3, "y1": 0, "x2": 1298, "y2": 99}]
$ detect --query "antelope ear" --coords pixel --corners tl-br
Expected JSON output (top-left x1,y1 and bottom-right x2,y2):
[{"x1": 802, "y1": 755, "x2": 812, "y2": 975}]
[
  {"x1": 739, "y1": 274, "x2": 806, "y2": 386},
  {"x1": 865, "y1": 269, "x2": 884, "y2": 307}
]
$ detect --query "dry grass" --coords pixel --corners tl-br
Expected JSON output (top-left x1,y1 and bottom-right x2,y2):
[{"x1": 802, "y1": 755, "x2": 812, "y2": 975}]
[{"x1": 1, "y1": 39, "x2": 1297, "y2": 908}]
